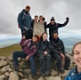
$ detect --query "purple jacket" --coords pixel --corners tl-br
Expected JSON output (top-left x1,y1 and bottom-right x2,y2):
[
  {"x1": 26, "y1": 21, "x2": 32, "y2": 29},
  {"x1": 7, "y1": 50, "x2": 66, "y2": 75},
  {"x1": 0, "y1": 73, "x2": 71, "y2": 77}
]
[{"x1": 20, "y1": 39, "x2": 36, "y2": 57}]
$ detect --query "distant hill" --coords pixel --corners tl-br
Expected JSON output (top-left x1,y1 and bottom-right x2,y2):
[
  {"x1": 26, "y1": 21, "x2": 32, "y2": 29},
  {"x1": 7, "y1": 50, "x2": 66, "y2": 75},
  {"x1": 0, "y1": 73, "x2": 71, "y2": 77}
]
[
  {"x1": 61, "y1": 37, "x2": 81, "y2": 52},
  {"x1": 0, "y1": 37, "x2": 21, "y2": 48},
  {"x1": 0, "y1": 37, "x2": 81, "y2": 54},
  {"x1": 0, "y1": 44, "x2": 21, "y2": 56}
]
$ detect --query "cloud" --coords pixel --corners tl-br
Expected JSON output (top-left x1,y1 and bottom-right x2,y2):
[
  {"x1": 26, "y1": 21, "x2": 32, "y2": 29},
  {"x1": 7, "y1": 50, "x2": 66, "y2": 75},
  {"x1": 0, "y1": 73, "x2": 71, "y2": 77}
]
[{"x1": 0, "y1": 0, "x2": 81, "y2": 37}]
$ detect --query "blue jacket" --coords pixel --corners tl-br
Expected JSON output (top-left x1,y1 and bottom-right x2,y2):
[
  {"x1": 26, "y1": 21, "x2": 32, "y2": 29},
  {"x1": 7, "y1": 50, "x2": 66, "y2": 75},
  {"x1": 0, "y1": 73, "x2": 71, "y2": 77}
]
[
  {"x1": 18, "y1": 9, "x2": 32, "y2": 31},
  {"x1": 64, "y1": 68, "x2": 81, "y2": 80}
]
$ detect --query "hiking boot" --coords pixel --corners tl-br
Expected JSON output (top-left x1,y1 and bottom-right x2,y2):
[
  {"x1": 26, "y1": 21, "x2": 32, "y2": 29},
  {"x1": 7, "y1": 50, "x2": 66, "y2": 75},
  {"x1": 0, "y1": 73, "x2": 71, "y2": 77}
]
[
  {"x1": 45, "y1": 71, "x2": 50, "y2": 76},
  {"x1": 58, "y1": 69, "x2": 65, "y2": 74},
  {"x1": 13, "y1": 65, "x2": 19, "y2": 71},
  {"x1": 41, "y1": 73, "x2": 45, "y2": 77},
  {"x1": 32, "y1": 75, "x2": 37, "y2": 79}
]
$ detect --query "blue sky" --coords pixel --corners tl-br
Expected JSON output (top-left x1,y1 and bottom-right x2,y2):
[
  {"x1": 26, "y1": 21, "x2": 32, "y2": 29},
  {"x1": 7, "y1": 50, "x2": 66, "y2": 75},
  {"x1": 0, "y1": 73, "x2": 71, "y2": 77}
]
[{"x1": 0, "y1": 0, "x2": 81, "y2": 39}]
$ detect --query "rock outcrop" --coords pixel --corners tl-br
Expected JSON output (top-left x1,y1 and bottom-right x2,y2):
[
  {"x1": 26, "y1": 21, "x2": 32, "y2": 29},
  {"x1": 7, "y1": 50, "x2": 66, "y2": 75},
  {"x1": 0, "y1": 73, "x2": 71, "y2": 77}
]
[{"x1": 0, "y1": 54, "x2": 75, "y2": 80}]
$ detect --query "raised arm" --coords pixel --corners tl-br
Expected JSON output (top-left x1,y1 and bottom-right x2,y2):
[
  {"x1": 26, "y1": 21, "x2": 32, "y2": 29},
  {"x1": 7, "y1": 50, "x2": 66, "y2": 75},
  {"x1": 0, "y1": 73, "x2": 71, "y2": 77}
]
[{"x1": 58, "y1": 17, "x2": 69, "y2": 28}]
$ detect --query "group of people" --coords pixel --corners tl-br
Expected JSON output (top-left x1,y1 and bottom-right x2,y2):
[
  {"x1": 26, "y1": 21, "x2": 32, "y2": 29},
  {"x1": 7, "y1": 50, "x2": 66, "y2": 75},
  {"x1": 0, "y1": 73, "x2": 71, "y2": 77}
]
[
  {"x1": 17, "y1": 5, "x2": 69, "y2": 41},
  {"x1": 13, "y1": 5, "x2": 81, "y2": 80}
]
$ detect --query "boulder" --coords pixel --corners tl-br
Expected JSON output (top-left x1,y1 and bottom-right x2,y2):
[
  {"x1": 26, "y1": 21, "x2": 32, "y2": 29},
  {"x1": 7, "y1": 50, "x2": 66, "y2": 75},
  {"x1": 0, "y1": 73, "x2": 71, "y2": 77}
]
[
  {"x1": 9, "y1": 71, "x2": 19, "y2": 80},
  {"x1": 0, "y1": 75, "x2": 6, "y2": 80},
  {"x1": 45, "y1": 76, "x2": 61, "y2": 80},
  {"x1": 0, "y1": 60, "x2": 8, "y2": 67}
]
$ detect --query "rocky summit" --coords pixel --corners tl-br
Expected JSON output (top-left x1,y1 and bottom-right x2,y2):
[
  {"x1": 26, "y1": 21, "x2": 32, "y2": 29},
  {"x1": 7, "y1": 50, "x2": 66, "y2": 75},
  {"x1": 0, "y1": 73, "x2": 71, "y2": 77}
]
[{"x1": 0, "y1": 54, "x2": 75, "y2": 80}]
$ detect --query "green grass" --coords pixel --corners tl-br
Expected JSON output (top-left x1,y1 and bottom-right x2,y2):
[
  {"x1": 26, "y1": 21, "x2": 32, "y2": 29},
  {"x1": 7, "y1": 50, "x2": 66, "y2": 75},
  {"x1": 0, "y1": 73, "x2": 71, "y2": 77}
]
[{"x1": 0, "y1": 44, "x2": 22, "y2": 56}]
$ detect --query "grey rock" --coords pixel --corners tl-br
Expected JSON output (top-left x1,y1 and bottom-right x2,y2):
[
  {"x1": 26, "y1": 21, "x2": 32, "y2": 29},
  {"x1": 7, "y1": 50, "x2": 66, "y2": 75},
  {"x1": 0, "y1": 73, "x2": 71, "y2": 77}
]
[
  {"x1": 51, "y1": 70, "x2": 58, "y2": 76},
  {"x1": 0, "y1": 75, "x2": 5, "y2": 80},
  {"x1": 21, "y1": 79, "x2": 28, "y2": 80},
  {"x1": 18, "y1": 72, "x2": 24, "y2": 78},
  {"x1": 45, "y1": 76, "x2": 61, "y2": 80},
  {"x1": 38, "y1": 77, "x2": 45, "y2": 80},
  {"x1": 0, "y1": 60, "x2": 8, "y2": 68},
  {"x1": 1, "y1": 65, "x2": 11, "y2": 73},
  {"x1": 5, "y1": 72, "x2": 10, "y2": 77},
  {"x1": 9, "y1": 71, "x2": 19, "y2": 80}
]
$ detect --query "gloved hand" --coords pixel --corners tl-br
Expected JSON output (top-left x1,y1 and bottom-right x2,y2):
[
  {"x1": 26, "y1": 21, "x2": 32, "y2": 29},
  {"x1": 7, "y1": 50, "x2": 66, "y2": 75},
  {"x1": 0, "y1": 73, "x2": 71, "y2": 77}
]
[{"x1": 66, "y1": 17, "x2": 69, "y2": 21}]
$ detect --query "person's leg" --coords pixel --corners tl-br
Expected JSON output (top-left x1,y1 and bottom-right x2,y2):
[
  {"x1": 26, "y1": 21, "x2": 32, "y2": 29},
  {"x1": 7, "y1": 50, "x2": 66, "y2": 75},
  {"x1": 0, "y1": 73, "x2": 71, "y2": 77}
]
[
  {"x1": 25, "y1": 29, "x2": 33, "y2": 39},
  {"x1": 64, "y1": 55, "x2": 71, "y2": 70},
  {"x1": 40, "y1": 56, "x2": 46, "y2": 76},
  {"x1": 13, "y1": 51, "x2": 27, "y2": 70},
  {"x1": 52, "y1": 53, "x2": 64, "y2": 73},
  {"x1": 29, "y1": 56, "x2": 36, "y2": 77},
  {"x1": 45, "y1": 54, "x2": 51, "y2": 75}
]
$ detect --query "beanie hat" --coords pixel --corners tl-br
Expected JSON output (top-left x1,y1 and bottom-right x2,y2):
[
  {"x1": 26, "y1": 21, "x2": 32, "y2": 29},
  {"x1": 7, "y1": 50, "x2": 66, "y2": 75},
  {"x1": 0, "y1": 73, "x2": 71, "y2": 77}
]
[{"x1": 51, "y1": 17, "x2": 55, "y2": 21}]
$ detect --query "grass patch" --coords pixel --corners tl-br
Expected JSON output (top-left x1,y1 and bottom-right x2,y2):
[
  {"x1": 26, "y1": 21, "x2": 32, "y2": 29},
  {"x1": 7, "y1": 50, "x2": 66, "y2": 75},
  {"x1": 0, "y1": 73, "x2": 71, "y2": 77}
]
[{"x1": 0, "y1": 44, "x2": 22, "y2": 56}]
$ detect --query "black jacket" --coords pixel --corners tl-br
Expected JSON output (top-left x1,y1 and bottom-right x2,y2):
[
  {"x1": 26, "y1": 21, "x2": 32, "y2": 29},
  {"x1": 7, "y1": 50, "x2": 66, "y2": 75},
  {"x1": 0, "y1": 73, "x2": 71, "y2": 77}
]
[
  {"x1": 36, "y1": 40, "x2": 52, "y2": 54},
  {"x1": 47, "y1": 18, "x2": 69, "y2": 36},
  {"x1": 50, "y1": 38, "x2": 65, "y2": 55}
]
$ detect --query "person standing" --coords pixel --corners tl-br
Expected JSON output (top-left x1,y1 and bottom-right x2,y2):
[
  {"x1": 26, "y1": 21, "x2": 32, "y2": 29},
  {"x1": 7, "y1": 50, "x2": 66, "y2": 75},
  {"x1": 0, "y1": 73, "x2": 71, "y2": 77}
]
[
  {"x1": 31, "y1": 15, "x2": 38, "y2": 29},
  {"x1": 18, "y1": 5, "x2": 33, "y2": 39},
  {"x1": 47, "y1": 17, "x2": 69, "y2": 41}
]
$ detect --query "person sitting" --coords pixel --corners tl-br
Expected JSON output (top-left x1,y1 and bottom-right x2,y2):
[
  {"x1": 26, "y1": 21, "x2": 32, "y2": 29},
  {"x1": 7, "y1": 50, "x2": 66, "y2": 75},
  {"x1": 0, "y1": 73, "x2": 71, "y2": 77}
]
[
  {"x1": 50, "y1": 32, "x2": 71, "y2": 74},
  {"x1": 13, "y1": 35, "x2": 38, "y2": 78},
  {"x1": 36, "y1": 32, "x2": 51, "y2": 76},
  {"x1": 64, "y1": 42, "x2": 81, "y2": 80}
]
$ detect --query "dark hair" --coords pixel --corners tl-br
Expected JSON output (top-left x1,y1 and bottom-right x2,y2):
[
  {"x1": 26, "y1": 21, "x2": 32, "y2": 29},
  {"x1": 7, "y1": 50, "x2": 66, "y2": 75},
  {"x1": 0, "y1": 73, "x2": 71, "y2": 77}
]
[
  {"x1": 40, "y1": 32, "x2": 47, "y2": 40},
  {"x1": 33, "y1": 35, "x2": 39, "y2": 40},
  {"x1": 43, "y1": 17, "x2": 45, "y2": 21},
  {"x1": 34, "y1": 15, "x2": 38, "y2": 17},
  {"x1": 72, "y1": 41, "x2": 81, "y2": 55},
  {"x1": 26, "y1": 5, "x2": 30, "y2": 9}
]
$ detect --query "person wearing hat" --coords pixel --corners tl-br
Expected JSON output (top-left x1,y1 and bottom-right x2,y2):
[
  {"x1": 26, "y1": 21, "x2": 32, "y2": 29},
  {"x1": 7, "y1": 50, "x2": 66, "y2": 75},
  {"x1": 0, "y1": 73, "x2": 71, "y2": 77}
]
[
  {"x1": 18, "y1": 5, "x2": 33, "y2": 39},
  {"x1": 47, "y1": 17, "x2": 69, "y2": 41},
  {"x1": 50, "y1": 32, "x2": 71, "y2": 74}
]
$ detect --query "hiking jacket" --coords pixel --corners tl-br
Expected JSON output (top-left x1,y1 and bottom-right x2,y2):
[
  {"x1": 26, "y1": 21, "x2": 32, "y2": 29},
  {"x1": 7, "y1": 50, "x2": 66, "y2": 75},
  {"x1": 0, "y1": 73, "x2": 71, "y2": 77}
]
[
  {"x1": 18, "y1": 9, "x2": 32, "y2": 31},
  {"x1": 64, "y1": 67, "x2": 81, "y2": 80},
  {"x1": 47, "y1": 18, "x2": 69, "y2": 35},
  {"x1": 36, "y1": 40, "x2": 52, "y2": 56},
  {"x1": 20, "y1": 39, "x2": 36, "y2": 57},
  {"x1": 50, "y1": 38, "x2": 65, "y2": 55}
]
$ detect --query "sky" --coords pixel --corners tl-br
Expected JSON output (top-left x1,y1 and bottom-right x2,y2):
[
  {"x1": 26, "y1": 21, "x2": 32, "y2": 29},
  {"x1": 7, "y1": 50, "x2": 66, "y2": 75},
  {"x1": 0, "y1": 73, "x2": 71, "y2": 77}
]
[{"x1": 0, "y1": 0, "x2": 81, "y2": 39}]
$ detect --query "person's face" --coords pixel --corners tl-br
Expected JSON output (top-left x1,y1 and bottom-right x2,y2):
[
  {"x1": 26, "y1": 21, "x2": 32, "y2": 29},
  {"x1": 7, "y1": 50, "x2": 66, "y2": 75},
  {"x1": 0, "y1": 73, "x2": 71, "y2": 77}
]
[
  {"x1": 34, "y1": 16, "x2": 38, "y2": 21},
  {"x1": 42, "y1": 34, "x2": 47, "y2": 41},
  {"x1": 50, "y1": 20, "x2": 55, "y2": 25},
  {"x1": 32, "y1": 36, "x2": 38, "y2": 42},
  {"x1": 26, "y1": 8, "x2": 30, "y2": 12},
  {"x1": 73, "y1": 44, "x2": 81, "y2": 71},
  {"x1": 53, "y1": 33, "x2": 58, "y2": 39},
  {"x1": 39, "y1": 16, "x2": 43, "y2": 21}
]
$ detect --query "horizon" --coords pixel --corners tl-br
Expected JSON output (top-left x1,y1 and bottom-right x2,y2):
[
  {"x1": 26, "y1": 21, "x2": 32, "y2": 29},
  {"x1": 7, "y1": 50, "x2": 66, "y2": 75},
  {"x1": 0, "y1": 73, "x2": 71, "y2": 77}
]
[{"x1": 0, "y1": 0, "x2": 81, "y2": 38}]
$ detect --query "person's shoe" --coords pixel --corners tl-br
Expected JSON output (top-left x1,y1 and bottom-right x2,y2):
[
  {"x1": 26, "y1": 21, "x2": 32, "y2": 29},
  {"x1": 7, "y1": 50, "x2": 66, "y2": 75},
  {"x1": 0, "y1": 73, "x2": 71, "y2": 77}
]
[
  {"x1": 13, "y1": 65, "x2": 19, "y2": 71},
  {"x1": 58, "y1": 69, "x2": 65, "y2": 74},
  {"x1": 41, "y1": 73, "x2": 45, "y2": 77},
  {"x1": 45, "y1": 71, "x2": 50, "y2": 76},
  {"x1": 32, "y1": 75, "x2": 37, "y2": 79}
]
